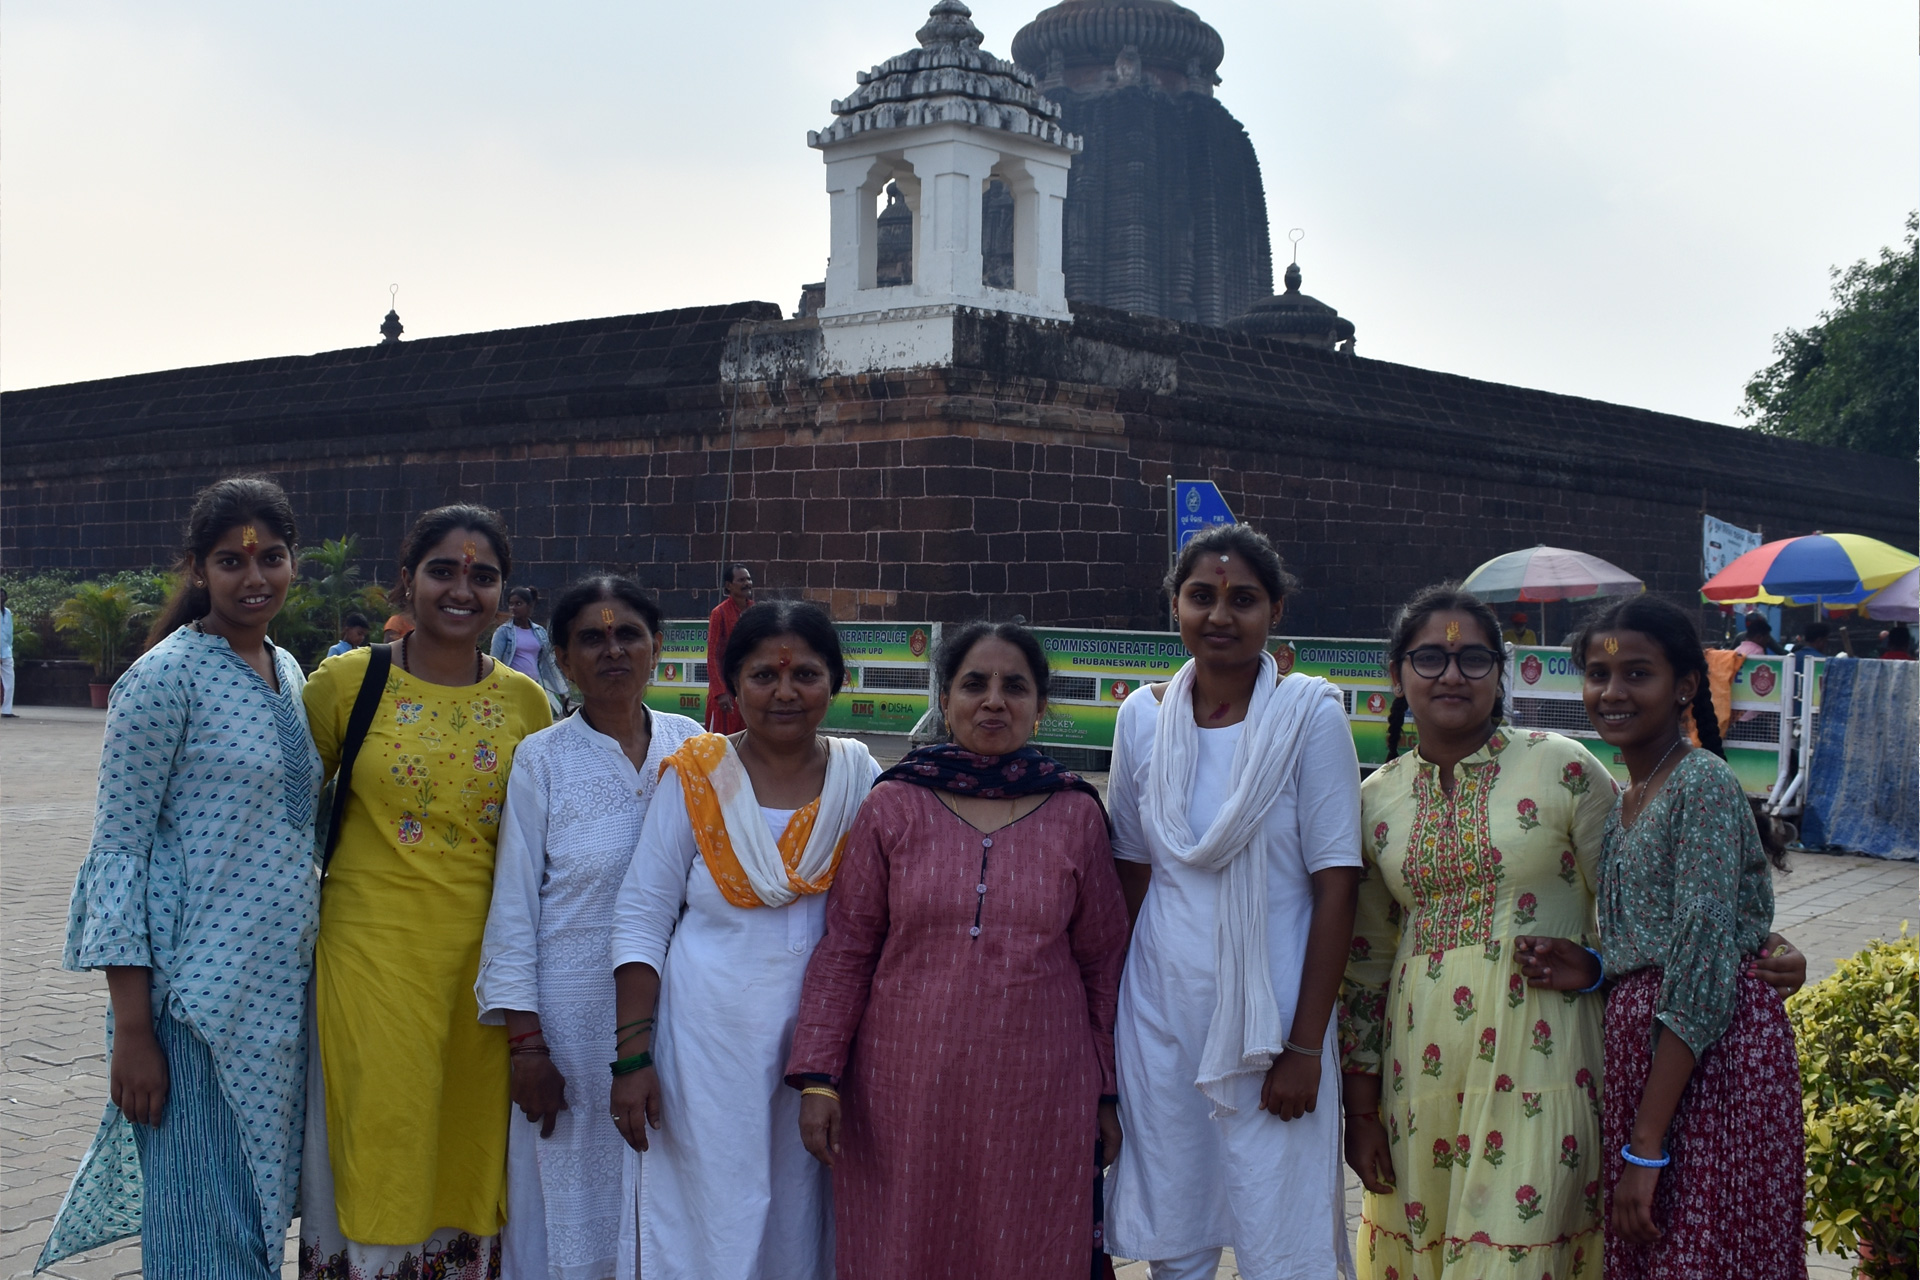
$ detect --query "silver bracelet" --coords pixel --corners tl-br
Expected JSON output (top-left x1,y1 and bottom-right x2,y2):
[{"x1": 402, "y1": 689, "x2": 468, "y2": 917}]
[{"x1": 1281, "y1": 1038, "x2": 1323, "y2": 1058}]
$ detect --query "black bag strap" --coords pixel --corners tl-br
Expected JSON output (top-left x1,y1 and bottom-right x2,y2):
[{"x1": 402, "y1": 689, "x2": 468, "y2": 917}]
[{"x1": 323, "y1": 643, "x2": 393, "y2": 872}]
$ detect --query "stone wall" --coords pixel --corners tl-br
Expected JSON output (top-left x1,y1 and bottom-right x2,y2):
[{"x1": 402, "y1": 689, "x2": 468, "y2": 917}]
[{"x1": 6, "y1": 301, "x2": 1912, "y2": 638}]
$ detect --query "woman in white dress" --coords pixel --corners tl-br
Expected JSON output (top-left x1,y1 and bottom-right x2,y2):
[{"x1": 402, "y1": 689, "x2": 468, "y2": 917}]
[
  {"x1": 607, "y1": 601, "x2": 879, "y2": 1280},
  {"x1": 1105, "y1": 524, "x2": 1363, "y2": 1280},
  {"x1": 476, "y1": 577, "x2": 702, "y2": 1280}
]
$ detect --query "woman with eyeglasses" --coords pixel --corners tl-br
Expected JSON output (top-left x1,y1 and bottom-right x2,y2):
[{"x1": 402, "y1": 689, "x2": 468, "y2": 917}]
[{"x1": 1337, "y1": 584, "x2": 1807, "y2": 1280}]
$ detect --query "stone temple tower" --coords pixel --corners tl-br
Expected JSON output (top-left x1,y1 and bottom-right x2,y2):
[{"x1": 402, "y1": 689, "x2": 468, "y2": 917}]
[{"x1": 1011, "y1": 0, "x2": 1272, "y2": 327}]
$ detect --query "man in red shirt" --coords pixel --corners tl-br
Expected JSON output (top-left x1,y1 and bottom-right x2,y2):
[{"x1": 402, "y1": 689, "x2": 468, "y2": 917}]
[{"x1": 705, "y1": 564, "x2": 754, "y2": 733}]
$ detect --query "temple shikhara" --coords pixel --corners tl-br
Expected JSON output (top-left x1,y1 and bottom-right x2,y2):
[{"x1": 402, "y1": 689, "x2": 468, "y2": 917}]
[{"x1": 4, "y1": 0, "x2": 1910, "y2": 634}]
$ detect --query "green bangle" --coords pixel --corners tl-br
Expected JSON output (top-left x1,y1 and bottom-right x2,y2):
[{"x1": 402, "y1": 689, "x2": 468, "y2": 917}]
[
  {"x1": 610, "y1": 1051, "x2": 653, "y2": 1077},
  {"x1": 616, "y1": 1028, "x2": 651, "y2": 1052},
  {"x1": 615, "y1": 1017, "x2": 654, "y2": 1037}
]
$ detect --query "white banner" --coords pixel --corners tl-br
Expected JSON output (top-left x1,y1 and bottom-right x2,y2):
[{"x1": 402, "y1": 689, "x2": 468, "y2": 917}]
[{"x1": 1703, "y1": 514, "x2": 1762, "y2": 580}]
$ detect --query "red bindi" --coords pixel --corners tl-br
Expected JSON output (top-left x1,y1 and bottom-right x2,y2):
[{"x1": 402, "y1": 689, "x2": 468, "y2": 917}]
[
  {"x1": 777, "y1": 644, "x2": 793, "y2": 669},
  {"x1": 462, "y1": 540, "x2": 477, "y2": 567}
]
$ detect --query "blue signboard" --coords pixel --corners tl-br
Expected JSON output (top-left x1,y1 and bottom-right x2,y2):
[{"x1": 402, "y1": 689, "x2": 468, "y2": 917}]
[{"x1": 1175, "y1": 480, "x2": 1236, "y2": 548}]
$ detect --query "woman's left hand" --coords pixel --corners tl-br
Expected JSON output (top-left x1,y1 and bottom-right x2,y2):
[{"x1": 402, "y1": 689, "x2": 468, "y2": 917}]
[
  {"x1": 1097, "y1": 1100, "x2": 1122, "y2": 1167},
  {"x1": 1611, "y1": 1162, "x2": 1664, "y2": 1245},
  {"x1": 510, "y1": 1055, "x2": 570, "y2": 1138},
  {"x1": 1259, "y1": 1049, "x2": 1321, "y2": 1121},
  {"x1": 1754, "y1": 933, "x2": 1807, "y2": 996}
]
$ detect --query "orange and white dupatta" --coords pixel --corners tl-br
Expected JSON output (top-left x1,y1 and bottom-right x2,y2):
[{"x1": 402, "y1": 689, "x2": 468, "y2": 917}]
[{"x1": 661, "y1": 732, "x2": 872, "y2": 909}]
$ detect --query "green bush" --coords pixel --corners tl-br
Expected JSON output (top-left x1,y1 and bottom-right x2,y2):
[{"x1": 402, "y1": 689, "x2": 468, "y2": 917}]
[
  {"x1": 53, "y1": 583, "x2": 153, "y2": 679},
  {"x1": 1788, "y1": 930, "x2": 1919, "y2": 1276}
]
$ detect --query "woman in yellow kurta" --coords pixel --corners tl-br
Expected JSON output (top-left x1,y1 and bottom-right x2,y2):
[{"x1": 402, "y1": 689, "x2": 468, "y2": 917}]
[{"x1": 299, "y1": 506, "x2": 550, "y2": 1280}]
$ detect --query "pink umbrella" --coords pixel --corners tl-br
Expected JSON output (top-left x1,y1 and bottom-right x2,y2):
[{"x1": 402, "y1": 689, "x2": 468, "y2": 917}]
[
  {"x1": 1865, "y1": 569, "x2": 1918, "y2": 623},
  {"x1": 1460, "y1": 545, "x2": 1645, "y2": 603}
]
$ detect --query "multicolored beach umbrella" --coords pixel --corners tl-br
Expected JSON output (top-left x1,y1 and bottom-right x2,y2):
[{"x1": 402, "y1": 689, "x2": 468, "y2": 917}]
[
  {"x1": 1700, "y1": 533, "x2": 1919, "y2": 606},
  {"x1": 1461, "y1": 545, "x2": 1645, "y2": 603},
  {"x1": 1865, "y1": 568, "x2": 1918, "y2": 623}
]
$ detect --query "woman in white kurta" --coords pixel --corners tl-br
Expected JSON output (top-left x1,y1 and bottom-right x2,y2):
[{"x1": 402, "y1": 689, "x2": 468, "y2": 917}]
[
  {"x1": 607, "y1": 602, "x2": 879, "y2": 1280},
  {"x1": 1105, "y1": 526, "x2": 1363, "y2": 1280},
  {"x1": 476, "y1": 579, "x2": 701, "y2": 1280}
]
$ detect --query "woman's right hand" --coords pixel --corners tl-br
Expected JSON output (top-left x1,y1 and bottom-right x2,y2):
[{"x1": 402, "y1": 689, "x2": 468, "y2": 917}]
[
  {"x1": 609, "y1": 1065, "x2": 661, "y2": 1153},
  {"x1": 1513, "y1": 936, "x2": 1599, "y2": 992},
  {"x1": 799, "y1": 1091, "x2": 842, "y2": 1168},
  {"x1": 110, "y1": 1025, "x2": 169, "y2": 1126},
  {"x1": 1343, "y1": 1112, "x2": 1396, "y2": 1194}
]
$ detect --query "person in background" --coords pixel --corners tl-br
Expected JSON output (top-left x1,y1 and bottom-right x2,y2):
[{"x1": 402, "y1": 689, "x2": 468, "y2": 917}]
[
  {"x1": 1880, "y1": 624, "x2": 1913, "y2": 660},
  {"x1": 1734, "y1": 612, "x2": 1781, "y2": 657},
  {"x1": 704, "y1": 564, "x2": 754, "y2": 734},
  {"x1": 609, "y1": 601, "x2": 878, "y2": 1280},
  {"x1": 383, "y1": 608, "x2": 415, "y2": 644},
  {"x1": 0, "y1": 587, "x2": 15, "y2": 717},
  {"x1": 491, "y1": 585, "x2": 570, "y2": 718},
  {"x1": 1502, "y1": 611, "x2": 1537, "y2": 645},
  {"x1": 478, "y1": 576, "x2": 704, "y2": 1280},
  {"x1": 1516, "y1": 597, "x2": 1805, "y2": 1279},
  {"x1": 1792, "y1": 621, "x2": 1851, "y2": 657},
  {"x1": 299, "y1": 505, "x2": 552, "y2": 1280},
  {"x1": 42, "y1": 476, "x2": 320, "y2": 1278},
  {"x1": 326, "y1": 612, "x2": 371, "y2": 659},
  {"x1": 1104, "y1": 523, "x2": 1361, "y2": 1280},
  {"x1": 787, "y1": 621, "x2": 1128, "y2": 1278}
]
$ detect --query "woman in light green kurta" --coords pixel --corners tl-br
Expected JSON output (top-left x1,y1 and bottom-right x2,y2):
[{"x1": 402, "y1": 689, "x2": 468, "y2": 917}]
[{"x1": 298, "y1": 506, "x2": 549, "y2": 1280}]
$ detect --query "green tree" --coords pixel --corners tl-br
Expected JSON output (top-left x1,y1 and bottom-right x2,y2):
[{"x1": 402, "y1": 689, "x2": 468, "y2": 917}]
[
  {"x1": 53, "y1": 583, "x2": 152, "y2": 678},
  {"x1": 1742, "y1": 212, "x2": 1918, "y2": 458},
  {"x1": 301, "y1": 536, "x2": 369, "y2": 635}
]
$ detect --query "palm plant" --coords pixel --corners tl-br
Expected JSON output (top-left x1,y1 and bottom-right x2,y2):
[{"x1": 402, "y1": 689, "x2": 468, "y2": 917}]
[
  {"x1": 53, "y1": 583, "x2": 151, "y2": 679},
  {"x1": 302, "y1": 536, "x2": 368, "y2": 634}
]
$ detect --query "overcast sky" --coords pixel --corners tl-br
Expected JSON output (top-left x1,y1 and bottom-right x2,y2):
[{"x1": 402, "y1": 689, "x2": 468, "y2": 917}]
[{"x1": 4, "y1": 1, "x2": 1914, "y2": 425}]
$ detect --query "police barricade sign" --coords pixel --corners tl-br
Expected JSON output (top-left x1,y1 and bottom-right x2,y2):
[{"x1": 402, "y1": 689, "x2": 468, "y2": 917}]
[
  {"x1": 1506, "y1": 644, "x2": 1792, "y2": 797},
  {"x1": 644, "y1": 619, "x2": 934, "y2": 735}
]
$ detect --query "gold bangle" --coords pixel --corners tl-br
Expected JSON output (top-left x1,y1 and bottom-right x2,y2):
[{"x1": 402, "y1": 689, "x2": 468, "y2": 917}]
[{"x1": 800, "y1": 1085, "x2": 840, "y2": 1101}]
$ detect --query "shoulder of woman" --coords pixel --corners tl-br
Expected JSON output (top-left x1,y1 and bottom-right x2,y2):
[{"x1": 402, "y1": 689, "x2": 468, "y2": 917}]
[
  {"x1": 1118, "y1": 683, "x2": 1164, "y2": 725},
  {"x1": 302, "y1": 642, "x2": 373, "y2": 701},
  {"x1": 654, "y1": 710, "x2": 705, "y2": 745},
  {"x1": 494, "y1": 663, "x2": 552, "y2": 715},
  {"x1": 1674, "y1": 747, "x2": 1743, "y2": 800}
]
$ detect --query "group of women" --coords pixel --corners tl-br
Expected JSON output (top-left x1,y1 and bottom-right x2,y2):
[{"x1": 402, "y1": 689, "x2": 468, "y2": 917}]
[{"x1": 44, "y1": 473, "x2": 1813, "y2": 1280}]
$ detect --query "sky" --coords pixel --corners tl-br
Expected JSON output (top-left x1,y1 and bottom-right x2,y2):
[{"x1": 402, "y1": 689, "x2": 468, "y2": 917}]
[{"x1": 3, "y1": 0, "x2": 1914, "y2": 426}]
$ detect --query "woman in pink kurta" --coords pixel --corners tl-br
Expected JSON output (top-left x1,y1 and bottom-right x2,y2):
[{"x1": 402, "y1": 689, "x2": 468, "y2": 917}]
[{"x1": 786, "y1": 622, "x2": 1131, "y2": 1279}]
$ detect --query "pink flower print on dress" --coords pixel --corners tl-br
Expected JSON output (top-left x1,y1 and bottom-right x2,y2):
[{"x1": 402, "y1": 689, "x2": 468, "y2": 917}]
[
  {"x1": 1515, "y1": 1184, "x2": 1543, "y2": 1221},
  {"x1": 1452, "y1": 985, "x2": 1476, "y2": 1022},
  {"x1": 1487, "y1": 845, "x2": 1506, "y2": 882},
  {"x1": 1494, "y1": 1073, "x2": 1515, "y2": 1093},
  {"x1": 1559, "y1": 849, "x2": 1579, "y2": 885},
  {"x1": 1508, "y1": 972, "x2": 1527, "y2": 1008},
  {"x1": 1391, "y1": 1058, "x2": 1404, "y2": 1093},
  {"x1": 472, "y1": 740, "x2": 498, "y2": 772},
  {"x1": 1404, "y1": 1201, "x2": 1428, "y2": 1237},
  {"x1": 1350, "y1": 936, "x2": 1371, "y2": 962},
  {"x1": 1469, "y1": 1231, "x2": 1493, "y2": 1246},
  {"x1": 397, "y1": 813, "x2": 423, "y2": 844},
  {"x1": 1483, "y1": 1130, "x2": 1505, "y2": 1167},
  {"x1": 1477, "y1": 1026, "x2": 1497, "y2": 1061},
  {"x1": 1454, "y1": 1133, "x2": 1472, "y2": 1168},
  {"x1": 1560, "y1": 1133, "x2": 1581, "y2": 1170},
  {"x1": 1514, "y1": 891, "x2": 1538, "y2": 925},
  {"x1": 1432, "y1": 1137, "x2": 1453, "y2": 1169},
  {"x1": 1531, "y1": 1018, "x2": 1554, "y2": 1056},
  {"x1": 1559, "y1": 761, "x2": 1590, "y2": 796},
  {"x1": 1577, "y1": 1066, "x2": 1600, "y2": 1116},
  {"x1": 1515, "y1": 797, "x2": 1541, "y2": 830},
  {"x1": 1582, "y1": 1180, "x2": 1600, "y2": 1215},
  {"x1": 1372, "y1": 821, "x2": 1390, "y2": 855},
  {"x1": 1420, "y1": 1043, "x2": 1443, "y2": 1077},
  {"x1": 1427, "y1": 951, "x2": 1445, "y2": 981},
  {"x1": 1522, "y1": 1091, "x2": 1543, "y2": 1118}
]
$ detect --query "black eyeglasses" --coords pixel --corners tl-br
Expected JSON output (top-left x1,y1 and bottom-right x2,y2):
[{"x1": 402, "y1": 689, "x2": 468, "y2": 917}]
[{"x1": 1405, "y1": 646, "x2": 1502, "y2": 680}]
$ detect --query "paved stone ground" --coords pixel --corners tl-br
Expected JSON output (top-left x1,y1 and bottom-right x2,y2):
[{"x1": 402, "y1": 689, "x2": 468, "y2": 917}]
[{"x1": 3, "y1": 709, "x2": 1909, "y2": 1279}]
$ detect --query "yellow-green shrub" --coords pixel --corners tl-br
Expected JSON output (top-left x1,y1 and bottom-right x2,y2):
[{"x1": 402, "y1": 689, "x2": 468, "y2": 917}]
[{"x1": 1788, "y1": 930, "x2": 1918, "y2": 1276}]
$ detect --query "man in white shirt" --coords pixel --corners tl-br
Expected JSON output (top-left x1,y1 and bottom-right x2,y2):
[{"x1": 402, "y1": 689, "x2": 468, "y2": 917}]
[{"x1": 0, "y1": 589, "x2": 16, "y2": 717}]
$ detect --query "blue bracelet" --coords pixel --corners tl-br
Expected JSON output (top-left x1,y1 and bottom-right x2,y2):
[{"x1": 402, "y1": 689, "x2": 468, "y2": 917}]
[
  {"x1": 1575, "y1": 947, "x2": 1606, "y2": 995},
  {"x1": 1620, "y1": 1144, "x2": 1671, "y2": 1168}
]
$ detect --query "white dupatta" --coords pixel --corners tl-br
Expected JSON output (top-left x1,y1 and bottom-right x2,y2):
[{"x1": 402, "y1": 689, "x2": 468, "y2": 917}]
[
  {"x1": 1140, "y1": 653, "x2": 1343, "y2": 1111},
  {"x1": 706, "y1": 734, "x2": 873, "y2": 907}
]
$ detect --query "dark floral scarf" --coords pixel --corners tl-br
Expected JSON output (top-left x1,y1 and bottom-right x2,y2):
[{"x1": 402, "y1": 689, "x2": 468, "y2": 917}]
[{"x1": 875, "y1": 742, "x2": 1110, "y2": 828}]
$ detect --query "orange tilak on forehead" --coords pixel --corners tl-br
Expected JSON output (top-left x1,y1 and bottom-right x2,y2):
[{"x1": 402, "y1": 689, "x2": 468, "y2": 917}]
[
  {"x1": 1603, "y1": 636, "x2": 1620, "y2": 656},
  {"x1": 1446, "y1": 620, "x2": 1461, "y2": 643},
  {"x1": 241, "y1": 525, "x2": 259, "y2": 551},
  {"x1": 462, "y1": 540, "x2": 477, "y2": 567},
  {"x1": 600, "y1": 607, "x2": 616, "y2": 629}
]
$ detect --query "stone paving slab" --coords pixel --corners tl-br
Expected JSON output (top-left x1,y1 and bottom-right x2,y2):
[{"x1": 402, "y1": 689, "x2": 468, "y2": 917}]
[{"x1": 4, "y1": 708, "x2": 1905, "y2": 1279}]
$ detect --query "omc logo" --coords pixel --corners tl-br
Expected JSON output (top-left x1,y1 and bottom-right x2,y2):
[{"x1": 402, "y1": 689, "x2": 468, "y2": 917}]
[{"x1": 1520, "y1": 654, "x2": 1543, "y2": 686}]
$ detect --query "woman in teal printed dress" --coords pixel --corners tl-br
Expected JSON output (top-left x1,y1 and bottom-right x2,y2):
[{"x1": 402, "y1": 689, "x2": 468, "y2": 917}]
[
  {"x1": 41, "y1": 477, "x2": 321, "y2": 1279},
  {"x1": 1518, "y1": 597, "x2": 1808, "y2": 1279}
]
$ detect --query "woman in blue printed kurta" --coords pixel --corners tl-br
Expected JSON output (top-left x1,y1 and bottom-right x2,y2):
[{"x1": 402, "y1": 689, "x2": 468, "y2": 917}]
[{"x1": 39, "y1": 479, "x2": 320, "y2": 1280}]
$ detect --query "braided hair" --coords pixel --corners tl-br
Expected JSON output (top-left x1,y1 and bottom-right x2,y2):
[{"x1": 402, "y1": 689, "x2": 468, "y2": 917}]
[
  {"x1": 1383, "y1": 583, "x2": 1508, "y2": 761},
  {"x1": 1570, "y1": 597, "x2": 1788, "y2": 869}
]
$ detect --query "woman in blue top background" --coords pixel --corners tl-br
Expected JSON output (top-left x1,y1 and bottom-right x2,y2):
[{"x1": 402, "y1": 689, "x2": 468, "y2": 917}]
[
  {"x1": 42, "y1": 475, "x2": 321, "y2": 1279},
  {"x1": 491, "y1": 585, "x2": 569, "y2": 716}
]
